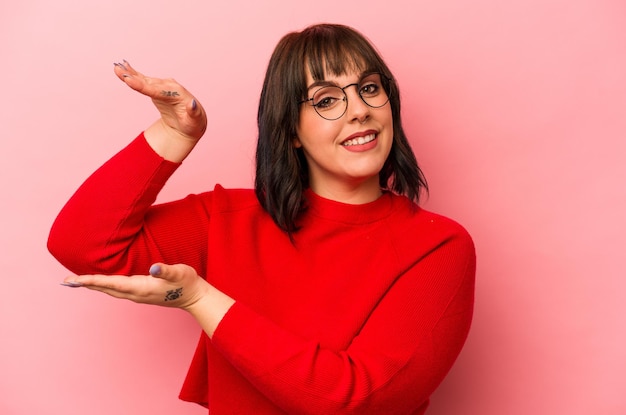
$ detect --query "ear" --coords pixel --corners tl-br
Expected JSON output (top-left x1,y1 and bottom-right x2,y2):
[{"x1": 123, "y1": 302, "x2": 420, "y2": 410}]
[{"x1": 292, "y1": 136, "x2": 302, "y2": 148}]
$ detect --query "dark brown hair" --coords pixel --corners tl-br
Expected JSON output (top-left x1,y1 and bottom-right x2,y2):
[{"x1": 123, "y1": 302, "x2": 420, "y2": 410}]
[{"x1": 255, "y1": 23, "x2": 427, "y2": 234}]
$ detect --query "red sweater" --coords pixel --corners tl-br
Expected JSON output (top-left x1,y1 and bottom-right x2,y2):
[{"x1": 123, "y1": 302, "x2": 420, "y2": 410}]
[{"x1": 48, "y1": 134, "x2": 476, "y2": 415}]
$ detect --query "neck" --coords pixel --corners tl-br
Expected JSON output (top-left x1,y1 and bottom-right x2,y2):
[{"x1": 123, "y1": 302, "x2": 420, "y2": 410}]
[{"x1": 309, "y1": 176, "x2": 383, "y2": 204}]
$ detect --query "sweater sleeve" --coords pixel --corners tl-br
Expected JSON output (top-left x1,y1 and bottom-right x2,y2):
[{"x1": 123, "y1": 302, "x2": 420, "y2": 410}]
[
  {"x1": 47, "y1": 133, "x2": 210, "y2": 276},
  {"x1": 211, "y1": 229, "x2": 476, "y2": 414}
]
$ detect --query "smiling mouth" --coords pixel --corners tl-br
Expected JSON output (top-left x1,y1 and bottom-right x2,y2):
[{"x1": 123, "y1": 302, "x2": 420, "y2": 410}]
[{"x1": 341, "y1": 133, "x2": 376, "y2": 147}]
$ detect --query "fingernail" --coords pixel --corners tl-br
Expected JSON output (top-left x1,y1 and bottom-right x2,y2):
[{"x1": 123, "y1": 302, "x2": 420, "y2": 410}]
[
  {"x1": 149, "y1": 264, "x2": 162, "y2": 276},
  {"x1": 122, "y1": 74, "x2": 131, "y2": 78},
  {"x1": 192, "y1": 99, "x2": 197, "y2": 111},
  {"x1": 60, "y1": 281, "x2": 83, "y2": 288}
]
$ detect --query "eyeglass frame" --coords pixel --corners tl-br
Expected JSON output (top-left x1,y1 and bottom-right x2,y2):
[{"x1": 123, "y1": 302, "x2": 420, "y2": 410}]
[{"x1": 298, "y1": 73, "x2": 393, "y2": 121}]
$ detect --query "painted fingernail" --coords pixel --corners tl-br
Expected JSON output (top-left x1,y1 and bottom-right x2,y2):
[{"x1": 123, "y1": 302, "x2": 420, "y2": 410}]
[
  {"x1": 60, "y1": 281, "x2": 83, "y2": 288},
  {"x1": 149, "y1": 264, "x2": 162, "y2": 276},
  {"x1": 192, "y1": 99, "x2": 197, "y2": 111}
]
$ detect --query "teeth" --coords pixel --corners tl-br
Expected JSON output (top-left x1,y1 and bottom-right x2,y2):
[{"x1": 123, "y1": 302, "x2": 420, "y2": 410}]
[{"x1": 342, "y1": 133, "x2": 376, "y2": 146}]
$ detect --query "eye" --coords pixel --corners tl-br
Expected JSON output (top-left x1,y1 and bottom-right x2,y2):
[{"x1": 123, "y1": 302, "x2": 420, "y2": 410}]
[
  {"x1": 315, "y1": 97, "x2": 337, "y2": 109},
  {"x1": 359, "y1": 81, "x2": 380, "y2": 97},
  {"x1": 312, "y1": 87, "x2": 344, "y2": 110}
]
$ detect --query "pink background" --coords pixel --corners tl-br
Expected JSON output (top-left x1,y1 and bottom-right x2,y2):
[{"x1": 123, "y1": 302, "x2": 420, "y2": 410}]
[{"x1": 1, "y1": 1, "x2": 624, "y2": 414}]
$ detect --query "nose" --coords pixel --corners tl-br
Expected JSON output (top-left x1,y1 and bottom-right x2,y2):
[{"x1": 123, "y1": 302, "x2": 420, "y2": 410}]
[{"x1": 344, "y1": 85, "x2": 370, "y2": 123}]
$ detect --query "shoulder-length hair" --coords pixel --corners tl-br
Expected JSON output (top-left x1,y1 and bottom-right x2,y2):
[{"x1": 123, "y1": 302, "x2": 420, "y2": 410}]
[{"x1": 255, "y1": 23, "x2": 427, "y2": 234}]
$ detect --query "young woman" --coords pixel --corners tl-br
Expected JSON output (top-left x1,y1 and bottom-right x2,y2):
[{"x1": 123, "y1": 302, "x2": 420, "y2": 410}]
[{"x1": 48, "y1": 23, "x2": 475, "y2": 415}]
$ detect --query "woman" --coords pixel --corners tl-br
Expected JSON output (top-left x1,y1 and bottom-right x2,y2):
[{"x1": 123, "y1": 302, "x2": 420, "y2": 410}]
[{"x1": 48, "y1": 23, "x2": 475, "y2": 415}]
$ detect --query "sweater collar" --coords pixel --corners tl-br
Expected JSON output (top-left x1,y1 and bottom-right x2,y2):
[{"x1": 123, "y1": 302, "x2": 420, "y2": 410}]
[{"x1": 303, "y1": 188, "x2": 395, "y2": 225}]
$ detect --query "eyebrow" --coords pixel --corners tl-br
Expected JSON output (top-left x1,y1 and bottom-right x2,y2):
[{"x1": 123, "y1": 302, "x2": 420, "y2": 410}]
[
  {"x1": 305, "y1": 70, "x2": 378, "y2": 91},
  {"x1": 306, "y1": 80, "x2": 337, "y2": 91}
]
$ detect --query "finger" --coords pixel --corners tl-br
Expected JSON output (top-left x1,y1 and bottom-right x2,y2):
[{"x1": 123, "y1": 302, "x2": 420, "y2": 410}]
[
  {"x1": 185, "y1": 98, "x2": 207, "y2": 137},
  {"x1": 65, "y1": 274, "x2": 132, "y2": 291},
  {"x1": 60, "y1": 281, "x2": 83, "y2": 287},
  {"x1": 113, "y1": 60, "x2": 136, "y2": 81},
  {"x1": 79, "y1": 284, "x2": 138, "y2": 301},
  {"x1": 120, "y1": 59, "x2": 138, "y2": 75},
  {"x1": 122, "y1": 61, "x2": 187, "y2": 99},
  {"x1": 113, "y1": 59, "x2": 140, "y2": 77},
  {"x1": 188, "y1": 97, "x2": 206, "y2": 120},
  {"x1": 148, "y1": 263, "x2": 180, "y2": 281},
  {"x1": 148, "y1": 263, "x2": 177, "y2": 284},
  {"x1": 149, "y1": 263, "x2": 198, "y2": 283},
  {"x1": 113, "y1": 60, "x2": 156, "y2": 97},
  {"x1": 149, "y1": 263, "x2": 163, "y2": 277},
  {"x1": 62, "y1": 275, "x2": 136, "y2": 298}
]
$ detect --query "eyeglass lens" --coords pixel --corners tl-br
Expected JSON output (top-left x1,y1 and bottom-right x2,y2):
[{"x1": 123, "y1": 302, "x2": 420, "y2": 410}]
[{"x1": 311, "y1": 74, "x2": 390, "y2": 120}]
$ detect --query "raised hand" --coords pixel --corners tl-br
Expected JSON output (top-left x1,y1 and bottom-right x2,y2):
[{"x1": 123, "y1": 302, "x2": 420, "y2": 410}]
[{"x1": 113, "y1": 60, "x2": 207, "y2": 162}]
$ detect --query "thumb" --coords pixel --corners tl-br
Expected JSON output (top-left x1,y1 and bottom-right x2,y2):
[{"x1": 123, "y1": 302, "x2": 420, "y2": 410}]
[
  {"x1": 149, "y1": 263, "x2": 179, "y2": 281},
  {"x1": 189, "y1": 98, "x2": 200, "y2": 114},
  {"x1": 187, "y1": 98, "x2": 207, "y2": 135},
  {"x1": 149, "y1": 263, "x2": 196, "y2": 281},
  {"x1": 149, "y1": 263, "x2": 165, "y2": 278}
]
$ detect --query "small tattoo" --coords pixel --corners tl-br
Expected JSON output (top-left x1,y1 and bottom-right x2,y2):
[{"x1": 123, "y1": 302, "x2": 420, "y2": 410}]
[
  {"x1": 164, "y1": 287, "x2": 183, "y2": 301},
  {"x1": 161, "y1": 90, "x2": 180, "y2": 97}
]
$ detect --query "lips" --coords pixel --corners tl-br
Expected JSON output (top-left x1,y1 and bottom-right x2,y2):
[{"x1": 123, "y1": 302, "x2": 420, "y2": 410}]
[{"x1": 341, "y1": 130, "x2": 378, "y2": 147}]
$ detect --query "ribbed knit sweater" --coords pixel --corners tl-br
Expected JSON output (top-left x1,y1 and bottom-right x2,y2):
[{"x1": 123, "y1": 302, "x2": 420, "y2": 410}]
[{"x1": 48, "y1": 133, "x2": 476, "y2": 415}]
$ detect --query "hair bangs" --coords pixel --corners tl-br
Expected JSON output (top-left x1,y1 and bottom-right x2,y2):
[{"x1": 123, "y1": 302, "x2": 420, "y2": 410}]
[{"x1": 302, "y1": 26, "x2": 383, "y2": 82}]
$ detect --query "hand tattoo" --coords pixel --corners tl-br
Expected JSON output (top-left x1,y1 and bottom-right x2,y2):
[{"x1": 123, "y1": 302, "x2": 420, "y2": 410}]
[
  {"x1": 161, "y1": 90, "x2": 180, "y2": 97},
  {"x1": 164, "y1": 287, "x2": 183, "y2": 301}
]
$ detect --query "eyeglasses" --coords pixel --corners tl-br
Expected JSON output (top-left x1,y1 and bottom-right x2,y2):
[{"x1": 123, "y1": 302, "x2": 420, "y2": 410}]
[{"x1": 299, "y1": 73, "x2": 391, "y2": 120}]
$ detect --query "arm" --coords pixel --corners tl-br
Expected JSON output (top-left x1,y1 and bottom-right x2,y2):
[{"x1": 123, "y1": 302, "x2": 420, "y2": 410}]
[
  {"x1": 66, "y1": 229, "x2": 475, "y2": 414},
  {"x1": 48, "y1": 61, "x2": 209, "y2": 275},
  {"x1": 206, "y1": 232, "x2": 476, "y2": 414}
]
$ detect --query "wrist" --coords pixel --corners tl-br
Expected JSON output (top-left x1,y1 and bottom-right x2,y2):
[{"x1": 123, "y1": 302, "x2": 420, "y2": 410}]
[
  {"x1": 144, "y1": 119, "x2": 199, "y2": 163},
  {"x1": 184, "y1": 282, "x2": 236, "y2": 338}
]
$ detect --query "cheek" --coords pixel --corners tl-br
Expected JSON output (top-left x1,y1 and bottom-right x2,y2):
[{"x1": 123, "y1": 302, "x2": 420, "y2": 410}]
[
  {"x1": 384, "y1": 110, "x2": 394, "y2": 140},
  {"x1": 295, "y1": 109, "x2": 314, "y2": 142},
  {"x1": 382, "y1": 106, "x2": 393, "y2": 128},
  {"x1": 296, "y1": 111, "x2": 336, "y2": 145}
]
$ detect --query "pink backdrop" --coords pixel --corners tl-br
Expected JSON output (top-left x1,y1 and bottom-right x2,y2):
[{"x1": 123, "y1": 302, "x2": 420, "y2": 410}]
[{"x1": 1, "y1": 1, "x2": 624, "y2": 414}]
